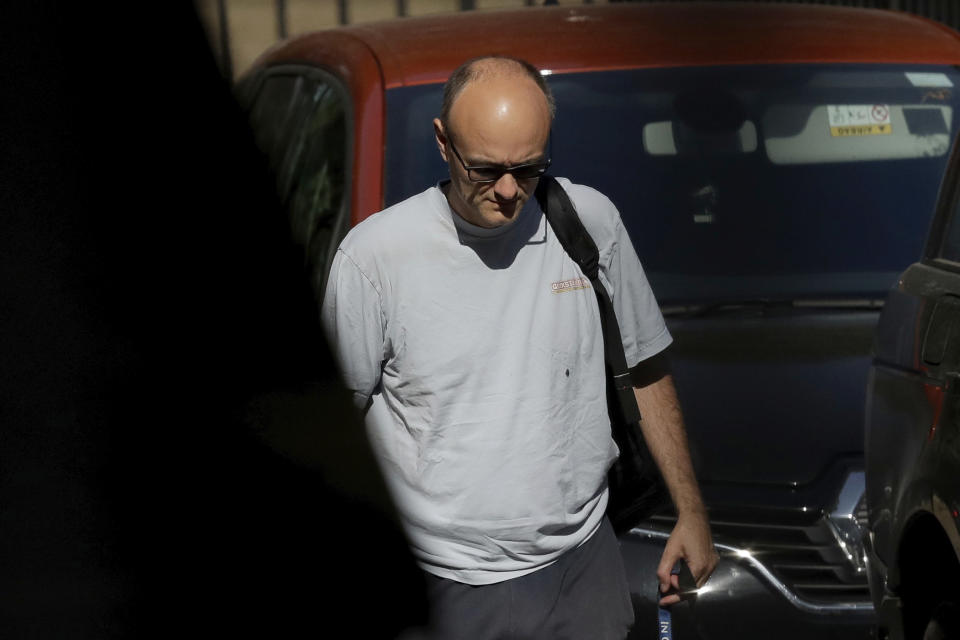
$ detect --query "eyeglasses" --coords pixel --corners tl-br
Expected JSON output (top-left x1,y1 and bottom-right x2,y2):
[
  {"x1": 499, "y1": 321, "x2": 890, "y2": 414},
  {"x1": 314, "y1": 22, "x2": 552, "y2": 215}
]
[{"x1": 448, "y1": 138, "x2": 551, "y2": 183}]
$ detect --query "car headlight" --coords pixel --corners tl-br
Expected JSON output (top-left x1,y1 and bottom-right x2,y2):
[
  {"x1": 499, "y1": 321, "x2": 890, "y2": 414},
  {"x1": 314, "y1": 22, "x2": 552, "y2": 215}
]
[{"x1": 826, "y1": 470, "x2": 869, "y2": 575}]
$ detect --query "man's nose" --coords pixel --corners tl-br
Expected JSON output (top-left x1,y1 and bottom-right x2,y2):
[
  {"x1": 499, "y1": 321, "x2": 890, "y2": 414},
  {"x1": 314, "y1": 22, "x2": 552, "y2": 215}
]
[{"x1": 493, "y1": 172, "x2": 519, "y2": 201}]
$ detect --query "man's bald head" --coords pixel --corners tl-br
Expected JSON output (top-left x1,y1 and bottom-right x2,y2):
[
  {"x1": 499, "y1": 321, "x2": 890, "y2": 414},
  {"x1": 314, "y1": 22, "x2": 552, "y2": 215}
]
[
  {"x1": 433, "y1": 56, "x2": 553, "y2": 228},
  {"x1": 440, "y1": 56, "x2": 555, "y2": 134}
]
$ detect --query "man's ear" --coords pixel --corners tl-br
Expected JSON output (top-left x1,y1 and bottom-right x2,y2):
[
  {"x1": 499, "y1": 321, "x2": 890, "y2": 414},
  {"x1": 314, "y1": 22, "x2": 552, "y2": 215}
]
[{"x1": 433, "y1": 118, "x2": 449, "y2": 163}]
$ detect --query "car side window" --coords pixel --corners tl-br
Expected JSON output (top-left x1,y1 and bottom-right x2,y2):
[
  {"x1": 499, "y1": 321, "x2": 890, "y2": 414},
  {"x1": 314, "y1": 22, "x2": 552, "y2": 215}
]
[
  {"x1": 245, "y1": 69, "x2": 351, "y2": 299},
  {"x1": 248, "y1": 75, "x2": 315, "y2": 167}
]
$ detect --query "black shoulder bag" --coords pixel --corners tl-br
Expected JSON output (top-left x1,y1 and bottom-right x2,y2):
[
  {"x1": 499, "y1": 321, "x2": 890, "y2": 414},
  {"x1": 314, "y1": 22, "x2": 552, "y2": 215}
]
[{"x1": 534, "y1": 175, "x2": 670, "y2": 536}]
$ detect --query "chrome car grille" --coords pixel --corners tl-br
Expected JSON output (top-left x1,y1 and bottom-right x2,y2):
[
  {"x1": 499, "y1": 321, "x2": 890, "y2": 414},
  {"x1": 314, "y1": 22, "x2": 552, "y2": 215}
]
[{"x1": 645, "y1": 510, "x2": 872, "y2": 606}]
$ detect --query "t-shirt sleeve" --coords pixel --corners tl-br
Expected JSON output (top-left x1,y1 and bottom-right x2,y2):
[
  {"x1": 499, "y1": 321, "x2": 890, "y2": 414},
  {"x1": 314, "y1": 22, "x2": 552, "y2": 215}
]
[
  {"x1": 321, "y1": 247, "x2": 385, "y2": 409},
  {"x1": 557, "y1": 180, "x2": 672, "y2": 366},
  {"x1": 604, "y1": 215, "x2": 673, "y2": 368}
]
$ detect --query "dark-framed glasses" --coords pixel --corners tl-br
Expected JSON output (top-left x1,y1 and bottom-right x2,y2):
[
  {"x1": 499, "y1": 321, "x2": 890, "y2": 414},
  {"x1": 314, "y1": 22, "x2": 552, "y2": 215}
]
[{"x1": 448, "y1": 138, "x2": 551, "y2": 183}]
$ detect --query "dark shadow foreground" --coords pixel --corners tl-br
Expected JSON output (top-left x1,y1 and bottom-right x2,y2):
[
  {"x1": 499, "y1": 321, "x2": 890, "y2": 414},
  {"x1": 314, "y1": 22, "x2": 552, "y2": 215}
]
[{"x1": 1, "y1": 2, "x2": 427, "y2": 636}]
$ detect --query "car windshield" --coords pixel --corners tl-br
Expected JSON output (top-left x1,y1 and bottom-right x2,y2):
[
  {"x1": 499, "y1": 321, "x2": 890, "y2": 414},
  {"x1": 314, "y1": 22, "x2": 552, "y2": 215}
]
[{"x1": 385, "y1": 64, "x2": 960, "y2": 304}]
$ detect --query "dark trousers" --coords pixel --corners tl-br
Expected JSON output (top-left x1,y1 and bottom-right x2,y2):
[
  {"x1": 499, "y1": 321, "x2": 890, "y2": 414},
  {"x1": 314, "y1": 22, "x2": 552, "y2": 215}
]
[{"x1": 401, "y1": 517, "x2": 634, "y2": 640}]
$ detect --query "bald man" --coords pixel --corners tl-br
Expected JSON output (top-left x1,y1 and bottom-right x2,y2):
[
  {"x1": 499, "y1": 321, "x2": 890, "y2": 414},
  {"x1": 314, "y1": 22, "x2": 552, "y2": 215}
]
[{"x1": 322, "y1": 56, "x2": 716, "y2": 639}]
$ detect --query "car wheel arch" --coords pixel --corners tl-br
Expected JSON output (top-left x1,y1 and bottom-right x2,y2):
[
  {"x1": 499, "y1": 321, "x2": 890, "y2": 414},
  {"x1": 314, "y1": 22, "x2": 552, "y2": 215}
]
[{"x1": 895, "y1": 511, "x2": 960, "y2": 638}]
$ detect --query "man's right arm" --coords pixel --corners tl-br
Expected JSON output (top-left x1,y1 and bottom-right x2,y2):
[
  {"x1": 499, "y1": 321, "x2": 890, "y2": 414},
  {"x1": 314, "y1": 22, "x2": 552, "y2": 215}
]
[{"x1": 321, "y1": 247, "x2": 385, "y2": 408}]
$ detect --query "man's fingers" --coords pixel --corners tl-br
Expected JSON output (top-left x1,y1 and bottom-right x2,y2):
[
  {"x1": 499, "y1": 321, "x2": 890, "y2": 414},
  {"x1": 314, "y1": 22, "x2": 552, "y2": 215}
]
[
  {"x1": 658, "y1": 571, "x2": 680, "y2": 601},
  {"x1": 693, "y1": 568, "x2": 708, "y2": 589},
  {"x1": 675, "y1": 562, "x2": 697, "y2": 592},
  {"x1": 684, "y1": 561, "x2": 705, "y2": 587},
  {"x1": 659, "y1": 593, "x2": 681, "y2": 607},
  {"x1": 691, "y1": 550, "x2": 720, "y2": 587},
  {"x1": 694, "y1": 566, "x2": 713, "y2": 588},
  {"x1": 657, "y1": 551, "x2": 679, "y2": 592}
]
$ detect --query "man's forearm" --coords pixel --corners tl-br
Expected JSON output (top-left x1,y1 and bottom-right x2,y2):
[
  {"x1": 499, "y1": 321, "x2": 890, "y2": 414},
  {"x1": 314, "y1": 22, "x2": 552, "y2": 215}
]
[
  {"x1": 633, "y1": 373, "x2": 718, "y2": 594},
  {"x1": 632, "y1": 374, "x2": 705, "y2": 517}
]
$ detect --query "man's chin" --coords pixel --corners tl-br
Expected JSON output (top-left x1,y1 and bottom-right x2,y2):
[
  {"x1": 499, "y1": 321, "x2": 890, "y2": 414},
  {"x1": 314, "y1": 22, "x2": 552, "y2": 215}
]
[{"x1": 490, "y1": 202, "x2": 520, "y2": 222}]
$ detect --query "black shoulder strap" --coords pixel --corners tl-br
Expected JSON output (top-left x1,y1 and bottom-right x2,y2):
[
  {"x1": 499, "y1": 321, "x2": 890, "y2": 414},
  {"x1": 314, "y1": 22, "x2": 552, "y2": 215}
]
[{"x1": 534, "y1": 176, "x2": 642, "y2": 424}]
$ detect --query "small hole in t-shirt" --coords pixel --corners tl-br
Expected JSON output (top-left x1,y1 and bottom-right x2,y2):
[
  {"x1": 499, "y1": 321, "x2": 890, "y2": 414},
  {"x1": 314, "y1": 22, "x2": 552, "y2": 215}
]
[{"x1": 565, "y1": 369, "x2": 570, "y2": 377}]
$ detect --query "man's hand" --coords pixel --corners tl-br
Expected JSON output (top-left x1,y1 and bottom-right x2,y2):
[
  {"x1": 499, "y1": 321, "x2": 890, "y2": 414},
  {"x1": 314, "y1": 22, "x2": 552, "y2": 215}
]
[{"x1": 656, "y1": 509, "x2": 718, "y2": 606}]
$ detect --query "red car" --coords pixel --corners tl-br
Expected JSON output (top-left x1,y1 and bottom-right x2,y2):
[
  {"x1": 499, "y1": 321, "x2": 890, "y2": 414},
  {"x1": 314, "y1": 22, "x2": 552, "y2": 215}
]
[{"x1": 237, "y1": 4, "x2": 960, "y2": 638}]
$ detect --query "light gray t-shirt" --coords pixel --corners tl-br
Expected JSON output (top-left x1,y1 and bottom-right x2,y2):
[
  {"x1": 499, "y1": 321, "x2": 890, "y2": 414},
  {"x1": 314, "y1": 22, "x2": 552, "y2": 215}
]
[{"x1": 321, "y1": 178, "x2": 671, "y2": 585}]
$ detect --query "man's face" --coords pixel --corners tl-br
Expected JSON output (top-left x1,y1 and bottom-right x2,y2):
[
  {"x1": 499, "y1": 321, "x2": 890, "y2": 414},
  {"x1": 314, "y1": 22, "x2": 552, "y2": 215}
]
[{"x1": 434, "y1": 75, "x2": 551, "y2": 228}]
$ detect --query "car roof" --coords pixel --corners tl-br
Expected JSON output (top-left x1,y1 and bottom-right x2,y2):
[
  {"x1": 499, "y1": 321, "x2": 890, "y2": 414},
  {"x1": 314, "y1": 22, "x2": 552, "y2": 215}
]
[{"x1": 257, "y1": 2, "x2": 960, "y2": 89}]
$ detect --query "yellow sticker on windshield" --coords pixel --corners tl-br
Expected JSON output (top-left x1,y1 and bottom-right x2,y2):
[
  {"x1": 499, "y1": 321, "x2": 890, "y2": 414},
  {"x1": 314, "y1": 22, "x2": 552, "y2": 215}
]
[
  {"x1": 831, "y1": 124, "x2": 892, "y2": 136},
  {"x1": 828, "y1": 105, "x2": 892, "y2": 137}
]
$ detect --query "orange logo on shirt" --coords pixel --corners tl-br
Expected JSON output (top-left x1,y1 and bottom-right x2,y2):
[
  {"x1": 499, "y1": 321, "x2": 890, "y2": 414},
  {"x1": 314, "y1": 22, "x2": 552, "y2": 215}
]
[{"x1": 551, "y1": 277, "x2": 591, "y2": 293}]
